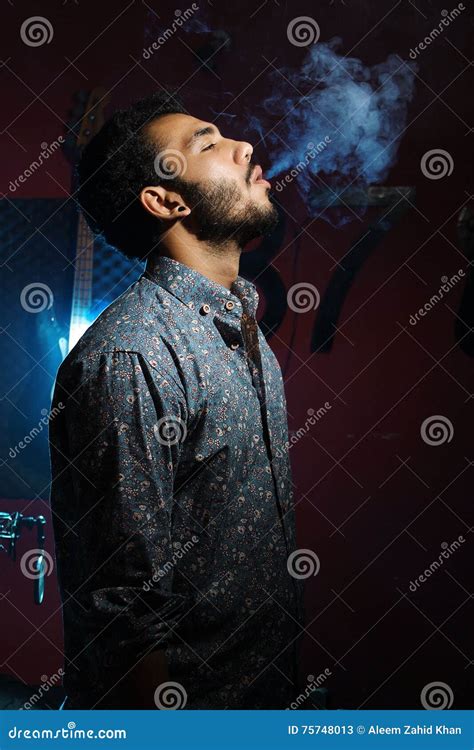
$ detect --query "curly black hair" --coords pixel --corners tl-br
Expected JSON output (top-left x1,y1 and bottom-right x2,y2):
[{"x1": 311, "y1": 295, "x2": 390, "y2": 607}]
[{"x1": 76, "y1": 91, "x2": 188, "y2": 260}]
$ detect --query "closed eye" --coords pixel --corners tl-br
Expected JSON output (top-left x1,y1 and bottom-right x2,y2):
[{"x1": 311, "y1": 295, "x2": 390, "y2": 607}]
[{"x1": 202, "y1": 143, "x2": 216, "y2": 152}]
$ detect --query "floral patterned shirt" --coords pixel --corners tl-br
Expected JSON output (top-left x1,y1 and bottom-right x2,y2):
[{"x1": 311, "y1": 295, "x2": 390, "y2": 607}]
[{"x1": 49, "y1": 254, "x2": 305, "y2": 710}]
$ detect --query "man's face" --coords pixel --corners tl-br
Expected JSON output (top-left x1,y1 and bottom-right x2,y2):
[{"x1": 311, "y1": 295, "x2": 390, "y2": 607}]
[{"x1": 146, "y1": 113, "x2": 279, "y2": 247}]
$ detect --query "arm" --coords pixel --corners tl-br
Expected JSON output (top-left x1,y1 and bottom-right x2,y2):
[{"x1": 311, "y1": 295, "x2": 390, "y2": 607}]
[{"x1": 49, "y1": 349, "x2": 190, "y2": 708}]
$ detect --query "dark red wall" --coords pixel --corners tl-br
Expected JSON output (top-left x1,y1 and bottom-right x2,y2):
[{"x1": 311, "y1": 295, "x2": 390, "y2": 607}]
[{"x1": 1, "y1": 0, "x2": 472, "y2": 708}]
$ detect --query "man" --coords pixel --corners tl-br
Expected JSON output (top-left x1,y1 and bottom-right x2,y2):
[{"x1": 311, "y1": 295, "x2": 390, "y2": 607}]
[{"x1": 49, "y1": 90, "x2": 305, "y2": 710}]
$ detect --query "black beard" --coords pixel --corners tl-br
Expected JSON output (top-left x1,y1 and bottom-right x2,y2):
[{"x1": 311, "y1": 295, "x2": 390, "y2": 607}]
[{"x1": 171, "y1": 175, "x2": 279, "y2": 248}]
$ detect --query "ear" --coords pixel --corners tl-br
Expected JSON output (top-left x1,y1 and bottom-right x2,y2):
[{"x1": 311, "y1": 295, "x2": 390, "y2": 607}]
[{"x1": 139, "y1": 185, "x2": 191, "y2": 221}]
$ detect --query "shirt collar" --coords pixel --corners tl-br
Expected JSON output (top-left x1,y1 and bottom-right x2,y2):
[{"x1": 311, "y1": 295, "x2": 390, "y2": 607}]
[{"x1": 142, "y1": 254, "x2": 260, "y2": 319}]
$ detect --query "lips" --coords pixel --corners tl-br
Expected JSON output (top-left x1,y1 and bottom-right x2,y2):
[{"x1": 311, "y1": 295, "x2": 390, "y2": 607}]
[{"x1": 251, "y1": 165, "x2": 263, "y2": 183}]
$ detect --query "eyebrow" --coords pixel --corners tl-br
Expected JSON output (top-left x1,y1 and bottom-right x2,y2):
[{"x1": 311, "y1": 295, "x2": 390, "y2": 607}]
[{"x1": 185, "y1": 125, "x2": 219, "y2": 149}]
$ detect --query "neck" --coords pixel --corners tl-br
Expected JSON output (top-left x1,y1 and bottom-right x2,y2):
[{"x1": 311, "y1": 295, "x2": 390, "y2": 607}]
[{"x1": 155, "y1": 234, "x2": 241, "y2": 291}]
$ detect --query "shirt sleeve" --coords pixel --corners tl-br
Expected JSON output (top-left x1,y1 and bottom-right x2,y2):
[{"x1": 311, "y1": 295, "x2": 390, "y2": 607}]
[{"x1": 49, "y1": 349, "x2": 192, "y2": 679}]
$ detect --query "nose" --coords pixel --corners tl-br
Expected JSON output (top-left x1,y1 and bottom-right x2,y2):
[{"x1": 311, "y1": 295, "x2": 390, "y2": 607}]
[{"x1": 235, "y1": 140, "x2": 253, "y2": 166}]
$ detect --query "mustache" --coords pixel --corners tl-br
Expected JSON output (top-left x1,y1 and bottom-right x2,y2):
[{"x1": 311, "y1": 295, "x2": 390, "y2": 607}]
[{"x1": 246, "y1": 163, "x2": 259, "y2": 185}]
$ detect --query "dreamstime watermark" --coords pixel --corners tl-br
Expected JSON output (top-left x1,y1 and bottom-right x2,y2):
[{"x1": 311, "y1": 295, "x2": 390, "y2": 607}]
[
  {"x1": 286, "y1": 669, "x2": 332, "y2": 710},
  {"x1": 420, "y1": 148, "x2": 454, "y2": 179},
  {"x1": 153, "y1": 149, "x2": 187, "y2": 180},
  {"x1": 20, "y1": 16, "x2": 54, "y2": 47},
  {"x1": 9, "y1": 402, "x2": 65, "y2": 459},
  {"x1": 154, "y1": 681, "x2": 188, "y2": 709},
  {"x1": 9, "y1": 137, "x2": 65, "y2": 192},
  {"x1": 20, "y1": 669, "x2": 65, "y2": 710},
  {"x1": 409, "y1": 269, "x2": 465, "y2": 325},
  {"x1": 153, "y1": 415, "x2": 187, "y2": 445},
  {"x1": 409, "y1": 4, "x2": 466, "y2": 59},
  {"x1": 275, "y1": 403, "x2": 332, "y2": 459},
  {"x1": 274, "y1": 137, "x2": 332, "y2": 193},
  {"x1": 420, "y1": 415, "x2": 454, "y2": 446},
  {"x1": 20, "y1": 548, "x2": 55, "y2": 580},
  {"x1": 143, "y1": 4, "x2": 199, "y2": 59},
  {"x1": 143, "y1": 535, "x2": 199, "y2": 591},
  {"x1": 287, "y1": 548, "x2": 320, "y2": 579},
  {"x1": 408, "y1": 536, "x2": 465, "y2": 593},
  {"x1": 287, "y1": 282, "x2": 321, "y2": 313},
  {"x1": 20, "y1": 282, "x2": 54, "y2": 313},
  {"x1": 8, "y1": 725, "x2": 127, "y2": 740},
  {"x1": 287, "y1": 16, "x2": 320, "y2": 46},
  {"x1": 420, "y1": 681, "x2": 454, "y2": 710}
]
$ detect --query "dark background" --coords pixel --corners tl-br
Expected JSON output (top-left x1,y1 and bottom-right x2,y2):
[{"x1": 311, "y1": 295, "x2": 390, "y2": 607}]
[{"x1": 0, "y1": 0, "x2": 472, "y2": 709}]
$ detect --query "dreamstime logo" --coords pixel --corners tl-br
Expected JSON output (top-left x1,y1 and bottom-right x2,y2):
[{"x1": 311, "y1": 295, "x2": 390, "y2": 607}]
[
  {"x1": 420, "y1": 149, "x2": 454, "y2": 180},
  {"x1": 409, "y1": 4, "x2": 466, "y2": 59},
  {"x1": 408, "y1": 536, "x2": 465, "y2": 593},
  {"x1": 143, "y1": 535, "x2": 199, "y2": 591},
  {"x1": 21, "y1": 669, "x2": 65, "y2": 710},
  {"x1": 9, "y1": 137, "x2": 65, "y2": 192},
  {"x1": 287, "y1": 282, "x2": 320, "y2": 313},
  {"x1": 9, "y1": 402, "x2": 65, "y2": 459},
  {"x1": 20, "y1": 283, "x2": 53, "y2": 313},
  {"x1": 287, "y1": 549, "x2": 320, "y2": 579},
  {"x1": 420, "y1": 681, "x2": 454, "y2": 710},
  {"x1": 274, "y1": 138, "x2": 331, "y2": 193},
  {"x1": 154, "y1": 149, "x2": 187, "y2": 180},
  {"x1": 420, "y1": 415, "x2": 454, "y2": 446},
  {"x1": 286, "y1": 669, "x2": 332, "y2": 709},
  {"x1": 154, "y1": 681, "x2": 188, "y2": 709},
  {"x1": 8, "y1": 723, "x2": 126, "y2": 740},
  {"x1": 409, "y1": 269, "x2": 465, "y2": 326},
  {"x1": 275, "y1": 403, "x2": 332, "y2": 459},
  {"x1": 143, "y1": 3, "x2": 199, "y2": 59},
  {"x1": 20, "y1": 16, "x2": 54, "y2": 47},
  {"x1": 287, "y1": 16, "x2": 320, "y2": 46},
  {"x1": 20, "y1": 549, "x2": 54, "y2": 580},
  {"x1": 153, "y1": 415, "x2": 187, "y2": 445}
]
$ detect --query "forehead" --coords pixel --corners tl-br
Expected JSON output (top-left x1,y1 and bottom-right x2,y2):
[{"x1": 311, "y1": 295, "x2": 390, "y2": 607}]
[{"x1": 146, "y1": 113, "x2": 213, "y2": 150}]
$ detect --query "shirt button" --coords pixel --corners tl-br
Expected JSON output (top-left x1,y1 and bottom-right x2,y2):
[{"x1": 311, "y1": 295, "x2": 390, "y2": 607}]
[
  {"x1": 225, "y1": 300, "x2": 235, "y2": 311},
  {"x1": 200, "y1": 303, "x2": 211, "y2": 315},
  {"x1": 230, "y1": 341, "x2": 240, "y2": 350}
]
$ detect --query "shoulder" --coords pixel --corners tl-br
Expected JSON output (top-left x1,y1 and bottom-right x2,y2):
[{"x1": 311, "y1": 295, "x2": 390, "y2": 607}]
[{"x1": 55, "y1": 275, "x2": 185, "y2": 395}]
